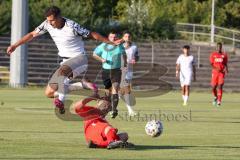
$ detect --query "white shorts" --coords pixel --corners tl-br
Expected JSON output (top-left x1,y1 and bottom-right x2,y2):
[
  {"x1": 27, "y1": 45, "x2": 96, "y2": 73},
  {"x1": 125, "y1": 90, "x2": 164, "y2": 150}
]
[
  {"x1": 49, "y1": 54, "x2": 88, "y2": 84},
  {"x1": 60, "y1": 54, "x2": 88, "y2": 78},
  {"x1": 120, "y1": 65, "x2": 133, "y2": 87},
  {"x1": 180, "y1": 72, "x2": 192, "y2": 87}
]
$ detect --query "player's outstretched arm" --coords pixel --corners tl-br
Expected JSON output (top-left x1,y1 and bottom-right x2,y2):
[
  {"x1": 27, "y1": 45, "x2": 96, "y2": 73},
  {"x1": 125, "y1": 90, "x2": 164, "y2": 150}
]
[
  {"x1": 90, "y1": 32, "x2": 123, "y2": 45},
  {"x1": 6, "y1": 31, "x2": 39, "y2": 55},
  {"x1": 73, "y1": 97, "x2": 103, "y2": 119},
  {"x1": 74, "y1": 97, "x2": 96, "y2": 111}
]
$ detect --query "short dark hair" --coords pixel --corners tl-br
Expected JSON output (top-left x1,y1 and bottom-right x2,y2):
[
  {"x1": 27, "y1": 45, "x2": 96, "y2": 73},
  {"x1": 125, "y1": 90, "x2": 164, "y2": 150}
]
[
  {"x1": 109, "y1": 31, "x2": 117, "y2": 35},
  {"x1": 123, "y1": 30, "x2": 131, "y2": 35},
  {"x1": 183, "y1": 45, "x2": 190, "y2": 49},
  {"x1": 108, "y1": 31, "x2": 119, "y2": 38},
  {"x1": 44, "y1": 6, "x2": 61, "y2": 18},
  {"x1": 217, "y1": 42, "x2": 222, "y2": 46}
]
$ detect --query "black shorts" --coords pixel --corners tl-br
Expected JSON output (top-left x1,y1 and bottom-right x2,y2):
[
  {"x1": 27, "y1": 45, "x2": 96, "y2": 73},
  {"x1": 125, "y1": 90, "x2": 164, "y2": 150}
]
[{"x1": 102, "y1": 68, "x2": 122, "y2": 89}]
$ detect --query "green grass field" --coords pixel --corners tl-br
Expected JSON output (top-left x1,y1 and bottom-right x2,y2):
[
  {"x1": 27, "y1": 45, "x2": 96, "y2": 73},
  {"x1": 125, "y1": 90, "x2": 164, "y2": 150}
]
[{"x1": 0, "y1": 88, "x2": 240, "y2": 160}]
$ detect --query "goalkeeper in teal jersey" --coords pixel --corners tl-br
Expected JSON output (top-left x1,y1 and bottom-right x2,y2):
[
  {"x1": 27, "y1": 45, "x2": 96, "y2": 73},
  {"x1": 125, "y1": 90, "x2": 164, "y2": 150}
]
[{"x1": 93, "y1": 31, "x2": 127, "y2": 118}]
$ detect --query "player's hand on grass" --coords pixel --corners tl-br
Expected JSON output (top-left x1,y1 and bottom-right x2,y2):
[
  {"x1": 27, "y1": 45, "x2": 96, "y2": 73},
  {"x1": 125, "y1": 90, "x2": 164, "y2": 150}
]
[{"x1": 6, "y1": 45, "x2": 17, "y2": 55}]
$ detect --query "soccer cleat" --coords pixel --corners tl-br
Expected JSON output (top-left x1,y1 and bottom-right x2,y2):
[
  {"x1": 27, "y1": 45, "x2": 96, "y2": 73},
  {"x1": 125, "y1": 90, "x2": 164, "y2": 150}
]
[
  {"x1": 212, "y1": 97, "x2": 217, "y2": 106},
  {"x1": 54, "y1": 98, "x2": 65, "y2": 114},
  {"x1": 182, "y1": 102, "x2": 187, "y2": 106},
  {"x1": 110, "y1": 110, "x2": 118, "y2": 119},
  {"x1": 217, "y1": 101, "x2": 221, "y2": 107},
  {"x1": 87, "y1": 140, "x2": 98, "y2": 148},
  {"x1": 128, "y1": 110, "x2": 137, "y2": 117},
  {"x1": 107, "y1": 140, "x2": 124, "y2": 149},
  {"x1": 122, "y1": 142, "x2": 135, "y2": 148}
]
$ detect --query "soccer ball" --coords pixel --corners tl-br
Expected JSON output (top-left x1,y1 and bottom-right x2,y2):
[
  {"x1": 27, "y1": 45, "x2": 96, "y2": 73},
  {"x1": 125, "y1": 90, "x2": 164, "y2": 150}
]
[{"x1": 145, "y1": 120, "x2": 163, "y2": 137}]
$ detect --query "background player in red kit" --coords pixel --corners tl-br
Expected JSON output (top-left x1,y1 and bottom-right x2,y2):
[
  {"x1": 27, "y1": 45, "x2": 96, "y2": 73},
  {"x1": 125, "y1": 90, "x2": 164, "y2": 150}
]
[
  {"x1": 209, "y1": 42, "x2": 228, "y2": 106},
  {"x1": 72, "y1": 97, "x2": 133, "y2": 149}
]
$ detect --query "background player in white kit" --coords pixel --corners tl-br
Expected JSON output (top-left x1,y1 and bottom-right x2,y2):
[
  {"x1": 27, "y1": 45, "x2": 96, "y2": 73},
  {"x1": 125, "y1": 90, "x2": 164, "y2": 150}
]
[
  {"x1": 176, "y1": 45, "x2": 196, "y2": 106},
  {"x1": 120, "y1": 31, "x2": 139, "y2": 116},
  {"x1": 7, "y1": 6, "x2": 121, "y2": 114}
]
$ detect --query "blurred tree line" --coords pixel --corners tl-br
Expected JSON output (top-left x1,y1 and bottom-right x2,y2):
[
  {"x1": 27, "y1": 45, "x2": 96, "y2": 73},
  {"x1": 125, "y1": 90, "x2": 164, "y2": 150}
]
[{"x1": 1, "y1": 0, "x2": 240, "y2": 40}]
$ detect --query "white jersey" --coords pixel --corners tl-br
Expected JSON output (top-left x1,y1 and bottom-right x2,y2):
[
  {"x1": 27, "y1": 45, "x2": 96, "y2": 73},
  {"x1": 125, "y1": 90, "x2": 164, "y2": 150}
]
[
  {"x1": 123, "y1": 42, "x2": 138, "y2": 63},
  {"x1": 176, "y1": 54, "x2": 196, "y2": 86},
  {"x1": 176, "y1": 54, "x2": 196, "y2": 75},
  {"x1": 35, "y1": 18, "x2": 90, "y2": 58},
  {"x1": 122, "y1": 42, "x2": 138, "y2": 80}
]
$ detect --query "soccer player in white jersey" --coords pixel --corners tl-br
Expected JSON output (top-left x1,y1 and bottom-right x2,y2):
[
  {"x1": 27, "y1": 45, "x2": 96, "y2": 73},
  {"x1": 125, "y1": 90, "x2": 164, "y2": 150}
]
[
  {"x1": 120, "y1": 31, "x2": 139, "y2": 116},
  {"x1": 7, "y1": 6, "x2": 121, "y2": 114},
  {"x1": 176, "y1": 45, "x2": 196, "y2": 106}
]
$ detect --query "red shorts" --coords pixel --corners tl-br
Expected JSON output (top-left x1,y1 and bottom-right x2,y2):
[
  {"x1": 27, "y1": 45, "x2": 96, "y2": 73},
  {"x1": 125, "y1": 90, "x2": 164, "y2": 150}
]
[
  {"x1": 85, "y1": 119, "x2": 117, "y2": 147},
  {"x1": 211, "y1": 72, "x2": 225, "y2": 86}
]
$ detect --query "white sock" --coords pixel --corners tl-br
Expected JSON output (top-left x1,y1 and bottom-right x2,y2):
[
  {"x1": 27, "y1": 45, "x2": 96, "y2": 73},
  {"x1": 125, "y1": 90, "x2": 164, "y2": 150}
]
[
  {"x1": 63, "y1": 77, "x2": 71, "y2": 85},
  {"x1": 126, "y1": 104, "x2": 134, "y2": 113},
  {"x1": 54, "y1": 82, "x2": 83, "y2": 98},
  {"x1": 54, "y1": 91, "x2": 59, "y2": 98},
  {"x1": 58, "y1": 92, "x2": 65, "y2": 102},
  {"x1": 56, "y1": 76, "x2": 68, "y2": 102},
  {"x1": 184, "y1": 95, "x2": 188, "y2": 103},
  {"x1": 123, "y1": 94, "x2": 134, "y2": 113},
  {"x1": 182, "y1": 95, "x2": 185, "y2": 101}
]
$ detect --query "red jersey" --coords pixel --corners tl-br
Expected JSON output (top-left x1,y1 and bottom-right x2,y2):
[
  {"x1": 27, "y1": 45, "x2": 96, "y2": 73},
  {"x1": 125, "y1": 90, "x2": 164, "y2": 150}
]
[
  {"x1": 209, "y1": 52, "x2": 228, "y2": 73},
  {"x1": 75, "y1": 105, "x2": 107, "y2": 130}
]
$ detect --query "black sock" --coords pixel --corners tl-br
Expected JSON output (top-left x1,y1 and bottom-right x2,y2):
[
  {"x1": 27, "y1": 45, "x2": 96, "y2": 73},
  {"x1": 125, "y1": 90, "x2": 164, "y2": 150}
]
[{"x1": 111, "y1": 94, "x2": 119, "y2": 112}]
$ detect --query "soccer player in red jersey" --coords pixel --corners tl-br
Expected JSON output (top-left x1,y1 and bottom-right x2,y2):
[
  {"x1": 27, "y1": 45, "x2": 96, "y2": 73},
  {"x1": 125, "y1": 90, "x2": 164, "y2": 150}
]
[
  {"x1": 209, "y1": 43, "x2": 228, "y2": 106},
  {"x1": 72, "y1": 97, "x2": 133, "y2": 149}
]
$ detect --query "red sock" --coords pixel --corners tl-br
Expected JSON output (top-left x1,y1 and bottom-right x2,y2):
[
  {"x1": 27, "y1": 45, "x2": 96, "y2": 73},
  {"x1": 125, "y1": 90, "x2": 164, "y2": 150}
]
[
  {"x1": 217, "y1": 89, "x2": 223, "y2": 102},
  {"x1": 105, "y1": 128, "x2": 120, "y2": 144},
  {"x1": 212, "y1": 88, "x2": 217, "y2": 98},
  {"x1": 92, "y1": 128, "x2": 119, "y2": 148},
  {"x1": 94, "y1": 128, "x2": 120, "y2": 148}
]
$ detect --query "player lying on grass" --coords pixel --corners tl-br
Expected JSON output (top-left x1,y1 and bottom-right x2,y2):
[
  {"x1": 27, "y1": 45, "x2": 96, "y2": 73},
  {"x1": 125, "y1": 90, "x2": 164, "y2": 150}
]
[{"x1": 71, "y1": 97, "x2": 134, "y2": 149}]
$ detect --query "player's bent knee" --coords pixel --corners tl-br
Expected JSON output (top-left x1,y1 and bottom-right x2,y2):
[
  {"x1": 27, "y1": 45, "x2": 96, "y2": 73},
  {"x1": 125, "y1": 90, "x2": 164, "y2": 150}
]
[
  {"x1": 103, "y1": 79, "x2": 112, "y2": 89},
  {"x1": 120, "y1": 87, "x2": 130, "y2": 95},
  {"x1": 112, "y1": 82, "x2": 119, "y2": 88},
  {"x1": 45, "y1": 89, "x2": 54, "y2": 98},
  {"x1": 118, "y1": 132, "x2": 128, "y2": 142},
  {"x1": 111, "y1": 82, "x2": 119, "y2": 94},
  {"x1": 212, "y1": 85, "x2": 217, "y2": 89},
  {"x1": 45, "y1": 85, "x2": 57, "y2": 98},
  {"x1": 124, "y1": 87, "x2": 131, "y2": 94},
  {"x1": 104, "y1": 126, "x2": 114, "y2": 136}
]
